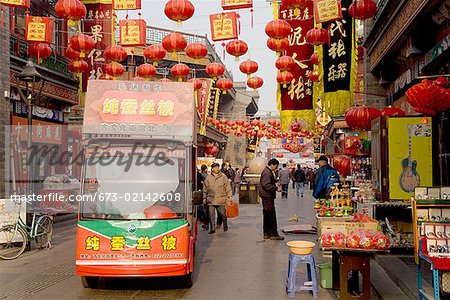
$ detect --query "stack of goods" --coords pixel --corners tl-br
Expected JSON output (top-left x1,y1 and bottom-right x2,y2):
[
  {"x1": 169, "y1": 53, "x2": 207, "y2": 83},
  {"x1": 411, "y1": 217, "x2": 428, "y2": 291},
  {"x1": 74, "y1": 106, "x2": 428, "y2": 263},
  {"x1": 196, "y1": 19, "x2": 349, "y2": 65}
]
[
  {"x1": 315, "y1": 185, "x2": 353, "y2": 218},
  {"x1": 320, "y1": 230, "x2": 390, "y2": 250},
  {"x1": 351, "y1": 156, "x2": 372, "y2": 185},
  {"x1": 43, "y1": 174, "x2": 80, "y2": 189},
  {"x1": 353, "y1": 182, "x2": 376, "y2": 203}
]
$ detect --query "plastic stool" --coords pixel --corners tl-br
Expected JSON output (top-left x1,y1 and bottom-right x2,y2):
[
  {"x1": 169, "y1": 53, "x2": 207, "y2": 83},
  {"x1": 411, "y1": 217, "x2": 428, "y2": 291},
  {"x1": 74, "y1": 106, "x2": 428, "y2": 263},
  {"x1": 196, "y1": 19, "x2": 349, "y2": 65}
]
[{"x1": 286, "y1": 253, "x2": 319, "y2": 298}]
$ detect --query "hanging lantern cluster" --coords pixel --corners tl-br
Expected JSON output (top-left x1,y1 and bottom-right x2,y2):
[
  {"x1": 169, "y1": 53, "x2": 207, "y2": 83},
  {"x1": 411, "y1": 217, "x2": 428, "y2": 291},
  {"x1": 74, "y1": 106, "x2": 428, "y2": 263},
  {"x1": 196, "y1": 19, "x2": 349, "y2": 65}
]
[
  {"x1": 247, "y1": 76, "x2": 264, "y2": 91},
  {"x1": 171, "y1": 63, "x2": 190, "y2": 82},
  {"x1": 216, "y1": 78, "x2": 233, "y2": 94},
  {"x1": 345, "y1": 106, "x2": 381, "y2": 131},
  {"x1": 205, "y1": 62, "x2": 225, "y2": 79},
  {"x1": 348, "y1": 0, "x2": 377, "y2": 20},
  {"x1": 164, "y1": 0, "x2": 195, "y2": 27},
  {"x1": 405, "y1": 78, "x2": 450, "y2": 116},
  {"x1": 265, "y1": 19, "x2": 292, "y2": 56},
  {"x1": 305, "y1": 28, "x2": 329, "y2": 46},
  {"x1": 239, "y1": 59, "x2": 258, "y2": 78},
  {"x1": 28, "y1": 42, "x2": 52, "y2": 64},
  {"x1": 185, "y1": 42, "x2": 208, "y2": 61},
  {"x1": 144, "y1": 44, "x2": 167, "y2": 66},
  {"x1": 69, "y1": 34, "x2": 95, "y2": 58},
  {"x1": 277, "y1": 71, "x2": 294, "y2": 88},
  {"x1": 162, "y1": 32, "x2": 187, "y2": 59},
  {"x1": 55, "y1": 0, "x2": 86, "y2": 26},
  {"x1": 267, "y1": 38, "x2": 289, "y2": 55},
  {"x1": 104, "y1": 45, "x2": 127, "y2": 62},
  {"x1": 275, "y1": 55, "x2": 295, "y2": 72},
  {"x1": 137, "y1": 63, "x2": 157, "y2": 80},
  {"x1": 226, "y1": 39, "x2": 248, "y2": 61}
]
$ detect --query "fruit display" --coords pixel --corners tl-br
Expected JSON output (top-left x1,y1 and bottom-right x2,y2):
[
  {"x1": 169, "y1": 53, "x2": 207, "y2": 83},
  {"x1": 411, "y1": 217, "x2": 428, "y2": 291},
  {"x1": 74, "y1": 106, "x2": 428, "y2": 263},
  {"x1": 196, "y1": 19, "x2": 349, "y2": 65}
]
[
  {"x1": 320, "y1": 230, "x2": 390, "y2": 250},
  {"x1": 314, "y1": 184, "x2": 354, "y2": 218}
]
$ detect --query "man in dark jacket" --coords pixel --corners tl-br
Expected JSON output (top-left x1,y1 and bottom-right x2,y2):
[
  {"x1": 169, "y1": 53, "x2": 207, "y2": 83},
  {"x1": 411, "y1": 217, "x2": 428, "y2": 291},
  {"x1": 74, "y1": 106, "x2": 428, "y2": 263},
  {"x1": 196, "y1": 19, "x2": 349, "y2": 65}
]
[
  {"x1": 293, "y1": 164, "x2": 306, "y2": 197},
  {"x1": 313, "y1": 155, "x2": 340, "y2": 199},
  {"x1": 259, "y1": 158, "x2": 284, "y2": 240}
]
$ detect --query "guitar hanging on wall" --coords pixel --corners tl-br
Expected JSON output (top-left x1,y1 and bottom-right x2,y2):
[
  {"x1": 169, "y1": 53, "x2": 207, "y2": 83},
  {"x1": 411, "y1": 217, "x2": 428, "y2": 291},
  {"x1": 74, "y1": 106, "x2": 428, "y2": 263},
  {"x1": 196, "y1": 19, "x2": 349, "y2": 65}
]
[{"x1": 399, "y1": 124, "x2": 421, "y2": 192}]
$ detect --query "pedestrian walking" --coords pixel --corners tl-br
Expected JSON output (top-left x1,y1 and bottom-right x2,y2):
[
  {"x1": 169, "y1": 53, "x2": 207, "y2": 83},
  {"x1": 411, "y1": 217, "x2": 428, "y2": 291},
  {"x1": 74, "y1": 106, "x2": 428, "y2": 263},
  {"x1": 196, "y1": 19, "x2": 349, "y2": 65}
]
[
  {"x1": 309, "y1": 169, "x2": 316, "y2": 190},
  {"x1": 258, "y1": 158, "x2": 284, "y2": 240},
  {"x1": 232, "y1": 167, "x2": 242, "y2": 195},
  {"x1": 203, "y1": 163, "x2": 233, "y2": 234},
  {"x1": 313, "y1": 155, "x2": 340, "y2": 199},
  {"x1": 278, "y1": 164, "x2": 291, "y2": 199},
  {"x1": 293, "y1": 164, "x2": 306, "y2": 197}
]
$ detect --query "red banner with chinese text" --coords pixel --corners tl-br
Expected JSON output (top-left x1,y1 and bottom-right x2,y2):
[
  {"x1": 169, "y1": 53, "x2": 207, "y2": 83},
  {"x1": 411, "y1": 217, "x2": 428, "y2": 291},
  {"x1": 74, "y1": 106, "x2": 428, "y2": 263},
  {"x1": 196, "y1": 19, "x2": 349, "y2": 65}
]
[
  {"x1": 277, "y1": 3, "x2": 315, "y2": 130},
  {"x1": 209, "y1": 12, "x2": 238, "y2": 42},
  {"x1": 0, "y1": 0, "x2": 29, "y2": 7},
  {"x1": 196, "y1": 79, "x2": 213, "y2": 136},
  {"x1": 112, "y1": 0, "x2": 141, "y2": 10},
  {"x1": 221, "y1": 0, "x2": 252, "y2": 10},
  {"x1": 11, "y1": 116, "x2": 63, "y2": 145},
  {"x1": 119, "y1": 19, "x2": 146, "y2": 47},
  {"x1": 313, "y1": 0, "x2": 343, "y2": 23},
  {"x1": 25, "y1": 16, "x2": 54, "y2": 44}
]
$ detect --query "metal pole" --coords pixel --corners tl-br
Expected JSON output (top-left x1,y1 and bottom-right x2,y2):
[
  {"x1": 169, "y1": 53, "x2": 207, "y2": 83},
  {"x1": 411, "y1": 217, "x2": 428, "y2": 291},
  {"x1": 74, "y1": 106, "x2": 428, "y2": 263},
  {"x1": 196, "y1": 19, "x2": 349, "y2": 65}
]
[{"x1": 27, "y1": 79, "x2": 33, "y2": 197}]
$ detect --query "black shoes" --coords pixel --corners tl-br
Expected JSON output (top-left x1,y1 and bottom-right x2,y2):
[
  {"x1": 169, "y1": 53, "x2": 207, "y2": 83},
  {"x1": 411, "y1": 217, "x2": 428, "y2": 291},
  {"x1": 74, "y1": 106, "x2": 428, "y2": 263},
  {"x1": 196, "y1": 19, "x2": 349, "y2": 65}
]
[
  {"x1": 264, "y1": 234, "x2": 271, "y2": 239},
  {"x1": 270, "y1": 235, "x2": 285, "y2": 240},
  {"x1": 208, "y1": 230, "x2": 215, "y2": 234}
]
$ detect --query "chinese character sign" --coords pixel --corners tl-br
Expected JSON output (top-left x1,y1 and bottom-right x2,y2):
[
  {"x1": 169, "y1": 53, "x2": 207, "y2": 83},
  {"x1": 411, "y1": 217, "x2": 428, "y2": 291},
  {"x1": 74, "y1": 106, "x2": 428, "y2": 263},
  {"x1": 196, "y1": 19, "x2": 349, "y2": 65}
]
[
  {"x1": 0, "y1": 0, "x2": 30, "y2": 7},
  {"x1": 25, "y1": 16, "x2": 54, "y2": 44},
  {"x1": 196, "y1": 78, "x2": 213, "y2": 136},
  {"x1": 112, "y1": 0, "x2": 141, "y2": 10},
  {"x1": 221, "y1": 0, "x2": 252, "y2": 10},
  {"x1": 209, "y1": 12, "x2": 238, "y2": 42},
  {"x1": 277, "y1": 3, "x2": 316, "y2": 130},
  {"x1": 119, "y1": 19, "x2": 146, "y2": 47},
  {"x1": 313, "y1": 0, "x2": 342, "y2": 23}
]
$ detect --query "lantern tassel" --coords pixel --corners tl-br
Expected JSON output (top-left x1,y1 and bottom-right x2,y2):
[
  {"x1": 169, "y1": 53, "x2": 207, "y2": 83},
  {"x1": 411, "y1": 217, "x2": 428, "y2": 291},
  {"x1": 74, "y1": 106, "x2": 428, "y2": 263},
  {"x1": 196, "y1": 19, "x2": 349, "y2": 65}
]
[
  {"x1": 172, "y1": 52, "x2": 177, "y2": 59},
  {"x1": 250, "y1": 9, "x2": 254, "y2": 29},
  {"x1": 177, "y1": 20, "x2": 182, "y2": 27},
  {"x1": 11, "y1": 8, "x2": 15, "y2": 33},
  {"x1": 0, "y1": 8, "x2": 3, "y2": 28},
  {"x1": 178, "y1": 77, "x2": 182, "y2": 82}
]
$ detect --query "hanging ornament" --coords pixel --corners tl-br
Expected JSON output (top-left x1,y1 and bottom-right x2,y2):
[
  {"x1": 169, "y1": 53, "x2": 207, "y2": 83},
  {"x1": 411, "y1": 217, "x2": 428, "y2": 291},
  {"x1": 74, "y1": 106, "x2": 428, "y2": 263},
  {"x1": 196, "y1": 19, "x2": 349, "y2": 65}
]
[
  {"x1": 28, "y1": 42, "x2": 52, "y2": 64},
  {"x1": 267, "y1": 38, "x2": 289, "y2": 55},
  {"x1": 205, "y1": 62, "x2": 225, "y2": 79},
  {"x1": 308, "y1": 70, "x2": 320, "y2": 82},
  {"x1": 345, "y1": 105, "x2": 381, "y2": 131},
  {"x1": 405, "y1": 79, "x2": 450, "y2": 116},
  {"x1": 69, "y1": 34, "x2": 95, "y2": 58},
  {"x1": 104, "y1": 62, "x2": 125, "y2": 79},
  {"x1": 185, "y1": 42, "x2": 208, "y2": 61},
  {"x1": 104, "y1": 45, "x2": 127, "y2": 62},
  {"x1": 55, "y1": 0, "x2": 86, "y2": 26},
  {"x1": 225, "y1": 39, "x2": 248, "y2": 61},
  {"x1": 65, "y1": 47, "x2": 81, "y2": 60},
  {"x1": 144, "y1": 44, "x2": 167, "y2": 66},
  {"x1": 277, "y1": 71, "x2": 294, "y2": 88},
  {"x1": 171, "y1": 63, "x2": 190, "y2": 82},
  {"x1": 310, "y1": 52, "x2": 319, "y2": 64},
  {"x1": 265, "y1": 19, "x2": 292, "y2": 39},
  {"x1": 281, "y1": 0, "x2": 310, "y2": 8},
  {"x1": 348, "y1": 0, "x2": 377, "y2": 20},
  {"x1": 164, "y1": 0, "x2": 195, "y2": 27},
  {"x1": 247, "y1": 76, "x2": 263, "y2": 91},
  {"x1": 239, "y1": 59, "x2": 258, "y2": 78},
  {"x1": 188, "y1": 78, "x2": 203, "y2": 90},
  {"x1": 162, "y1": 32, "x2": 187, "y2": 59},
  {"x1": 216, "y1": 78, "x2": 233, "y2": 94},
  {"x1": 137, "y1": 63, "x2": 157, "y2": 79},
  {"x1": 68, "y1": 59, "x2": 88, "y2": 76},
  {"x1": 306, "y1": 28, "x2": 329, "y2": 45},
  {"x1": 275, "y1": 55, "x2": 295, "y2": 71}
]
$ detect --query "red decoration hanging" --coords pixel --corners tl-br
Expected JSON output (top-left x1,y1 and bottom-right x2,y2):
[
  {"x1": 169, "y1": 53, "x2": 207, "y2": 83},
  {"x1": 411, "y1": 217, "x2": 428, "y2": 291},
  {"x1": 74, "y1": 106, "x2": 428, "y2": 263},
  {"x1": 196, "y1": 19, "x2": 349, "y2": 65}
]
[
  {"x1": 310, "y1": 52, "x2": 319, "y2": 64},
  {"x1": 171, "y1": 63, "x2": 190, "y2": 82},
  {"x1": 345, "y1": 106, "x2": 381, "y2": 131},
  {"x1": 164, "y1": 0, "x2": 195, "y2": 26},
  {"x1": 205, "y1": 62, "x2": 225, "y2": 79},
  {"x1": 216, "y1": 78, "x2": 233, "y2": 94},
  {"x1": 306, "y1": 27, "x2": 329, "y2": 45},
  {"x1": 267, "y1": 38, "x2": 289, "y2": 55},
  {"x1": 275, "y1": 55, "x2": 295, "y2": 71},
  {"x1": 104, "y1": 45, "x2": 128, "y2": 62},
  {"x1": 265, "y1": 19, "x2": 292, "y2": 39},
  {"x1": 28, "y1": 42, "x2": 52, "y2": 64},
  {"x1": 225, "y1": 39, "x2": 248, "y2": 61},
  {"x1": 55, "y1": 0, "x2": 86, "y2": 25},
  {"x1": 69, "y1": 34, "x2": 95, "y2": 58},
  {"x1": 308, "y1": 70, "x2": 320, "y2": 82},
  {"x1": 381, "y1": 106, "x2": 406, "y2": 117},
  {"x1": 104, "y1": 62, "x2": 125, "y2": 79},
  {"x1": 333, "y1": 155, "x2": 351, "y2": 177},
  {"x1": 65, "y1": 47, "x2": 81, "y2": 60},
  {"x1": 144, "y1": 44, "x2": 167, "y2": 66},
  {"x1": 68, "y1": 59, "x2": 89, "y2": 75},
  {"x1": 185, "y1": 42, "x2": 208, "y2": 61},
  {"x1": 348, "y1": 0, "x2": 377, "y2": 20},
  {"x1": 162, "y1": 32, "x2": 187, "y2": 59},
  {"x1": 281, "y1": 0, "x2": 310, "y2": 8},
  {"x1": 239, "y1": 59, "x2": 258, "y2": 78},
  {"x1": 0, "y1": 0, "x2": 30, "y2": 8},
  {"x1": 277, "y1": 71, "x2": 294, "y2": 88},
  {"x1": 405, "y1": 79, "x2": 450, "y2": 116},
  {"x1": 25, "y1": 16, "x2": 54, "y2": 44},
  {"x1": 119, "y1": 19, "x2": 147, "y2": 47},
  {"x1": 189, "y1": 78, "x2": 203, "y2": 90},
  {"x1": 137, "y1": 63, "x2": 156, "y2": 79},
  {"x1": 247, "y1": 76, "x2": 263, "y2": 91}
]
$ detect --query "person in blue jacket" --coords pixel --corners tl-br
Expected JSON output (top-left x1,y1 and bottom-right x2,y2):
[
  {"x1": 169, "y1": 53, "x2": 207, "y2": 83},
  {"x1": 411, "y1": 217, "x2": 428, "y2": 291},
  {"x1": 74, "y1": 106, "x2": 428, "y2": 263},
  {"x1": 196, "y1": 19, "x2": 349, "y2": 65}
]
[{"x1": 313, "y1": 155, "x2": 340, "y2": 199}]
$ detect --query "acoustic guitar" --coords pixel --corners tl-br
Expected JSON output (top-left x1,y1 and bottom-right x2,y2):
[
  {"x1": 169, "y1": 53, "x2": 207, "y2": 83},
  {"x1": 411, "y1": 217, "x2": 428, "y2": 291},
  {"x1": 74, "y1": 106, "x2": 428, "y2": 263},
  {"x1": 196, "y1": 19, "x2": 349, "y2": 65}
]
[{"x1": 399, "y1": 124, "x2": 420, "y2": 193}]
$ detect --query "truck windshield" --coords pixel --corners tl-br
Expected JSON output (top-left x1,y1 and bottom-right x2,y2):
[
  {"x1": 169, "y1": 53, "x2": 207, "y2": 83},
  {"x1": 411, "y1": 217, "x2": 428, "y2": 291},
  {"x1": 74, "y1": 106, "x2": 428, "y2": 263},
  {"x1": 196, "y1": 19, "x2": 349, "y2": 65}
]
[{"x1": 81, "y1": 140, "x2": 186, "y2": 220}]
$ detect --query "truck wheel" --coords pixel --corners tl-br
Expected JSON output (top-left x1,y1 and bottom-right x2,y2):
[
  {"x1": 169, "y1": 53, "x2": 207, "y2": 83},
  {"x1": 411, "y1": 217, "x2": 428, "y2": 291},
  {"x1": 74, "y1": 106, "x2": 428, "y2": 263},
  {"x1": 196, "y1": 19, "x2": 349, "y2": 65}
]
[
  {"x1": 182, "y1": 273, "x2": 193, "y2": 288},
  {"x1": 81, "y1": 276, "x2": 99, "y2": 289}
]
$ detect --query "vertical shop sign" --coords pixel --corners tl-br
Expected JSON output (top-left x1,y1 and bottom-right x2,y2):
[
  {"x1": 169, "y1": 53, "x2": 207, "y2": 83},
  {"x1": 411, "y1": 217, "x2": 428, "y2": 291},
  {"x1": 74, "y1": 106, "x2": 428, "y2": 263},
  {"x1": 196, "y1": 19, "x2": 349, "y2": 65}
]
[{"x1": 196, "y1": 79, "x2": 213, "y2": 136}]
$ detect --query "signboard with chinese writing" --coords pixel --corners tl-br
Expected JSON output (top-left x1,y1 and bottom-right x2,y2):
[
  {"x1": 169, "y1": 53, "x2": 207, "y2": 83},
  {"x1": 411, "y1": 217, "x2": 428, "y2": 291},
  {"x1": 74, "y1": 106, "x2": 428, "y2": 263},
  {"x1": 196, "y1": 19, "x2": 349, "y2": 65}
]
[
  {"x1": 25, "y1": 16, "x2": 54, "y2": 44},
  {"x1": 313, "y1": 0, "x2": 342, "y2": 23},
  {"x1": 221, "y1": 0, "x2": 252, "y2": 10},
  {"x1": 83, "y1": 80, "x2": 195, "y2": 140},
  {"x1": 119, "y1": 19, "x2": 146, "y2": 47},
  {"x1": 11, "y1": 116, "x2": 63, "y2": 144},
  {"x1": 0, "y1": 0, "x2": 29, "y2": 7},
  {"x1": 313, "y1": 0, "x2": 356, "y2": 117},
  {"x1": 112, "y1": 0, "x2": 141, "y2": 10},
  {"x1": 278, "y1": 3, "x2": 316, "y2": 130},
  {"x1": 209, "y1": 12, "x2": 238, "y2": 42},
  {"x1": 196, "y1": 79, "x2": 213, "y2": 136}
]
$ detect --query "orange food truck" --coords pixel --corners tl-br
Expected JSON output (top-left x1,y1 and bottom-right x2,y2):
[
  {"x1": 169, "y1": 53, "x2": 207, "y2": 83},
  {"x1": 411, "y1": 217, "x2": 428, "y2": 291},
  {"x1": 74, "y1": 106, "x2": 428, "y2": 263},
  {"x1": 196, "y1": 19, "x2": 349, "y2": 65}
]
[{"x1": 76, "y1": 80, "x2": 197, "y2": 288}]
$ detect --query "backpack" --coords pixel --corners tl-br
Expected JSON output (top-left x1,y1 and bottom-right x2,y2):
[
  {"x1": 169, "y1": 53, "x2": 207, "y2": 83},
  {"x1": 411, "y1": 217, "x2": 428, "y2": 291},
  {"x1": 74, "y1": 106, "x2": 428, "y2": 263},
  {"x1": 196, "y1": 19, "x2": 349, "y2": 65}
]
[{"x1": 313, "y1": 168, "x2": 340, "y2": 199}]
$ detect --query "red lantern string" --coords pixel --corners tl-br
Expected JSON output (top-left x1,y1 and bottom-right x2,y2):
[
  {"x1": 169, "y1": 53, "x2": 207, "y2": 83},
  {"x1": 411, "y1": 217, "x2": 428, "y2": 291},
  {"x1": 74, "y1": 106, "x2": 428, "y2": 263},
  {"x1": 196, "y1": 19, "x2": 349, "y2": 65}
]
[
  {"x1": 221, "y1": 42, "x2": 226, "y2": 61},
  {"x1": 250, "y1": 9, "x2": 254, "y2": 29},
  {"x1": 236, "y1": 12, "x2": 241, "y2": 36},
  {"x1": 0, "y1": 8, "x2": 3, "y2": 28}
]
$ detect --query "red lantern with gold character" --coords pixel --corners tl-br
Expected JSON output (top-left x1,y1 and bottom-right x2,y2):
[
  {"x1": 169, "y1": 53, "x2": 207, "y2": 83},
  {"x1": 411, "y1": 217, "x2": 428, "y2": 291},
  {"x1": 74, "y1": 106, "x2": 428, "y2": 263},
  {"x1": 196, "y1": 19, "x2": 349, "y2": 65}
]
[
  {"x1": 265, "y1": 19, "x2": 292, "y2": 39},
  {"x1": 247, "y1": 76, "x2": 263, "y2": 91},
  {"x1": 144, "y1": 44, "x2": 166, "y2": 66},
  {"x1": 216, "y1": 78, "x2": 233, "y2": 94},
  {"x1": 162, "y1": 32, "x2": 187, "y2": 59},
  {"x1": 164, "y1": 0, "x2": 195, "y2": 26},
  {"x1": 104, "y1": 62, "x2": 125, "y2": 79},
  {"x1": 69, "y1": 34, "x2": 95, "y2": 58},
  {"x1": 226, "y1": 39, "x2": 248, "y2": 61},
  {"x1": 104, "y1": 45, "x2": 127, "y2": 62},
  {"x1": 206, "y1": 63, "x2": 225, "y2": 79},
  {"x1": 68, "y1": 60, "x2": 88, "y2": 76},
  {"x1": 171, "y1": 63, "x2": 190, "y2": 82},
  {"x1": 306, "y1": 28, "x2": 329, "y2": 46},
  {"x1": 55, "y1": 0, "x2": 86, "y2": 25},
  {"x1": 28, "y1": 42, "x2": 52, "y2": 64},
  {"x1": 137, "y1": 63, "x2": 157, "y2": 79},
  {"x1": 277, "y1": 71, "x2": 294, "y2": 88},
  {"x1": 185, "y1": 42, "x2": 208, "y2": 61},
  {"x1": 348, "y1": 0, "x2": 377, "y2": 20},
  {"x1": 275, "y1": 55, "x2": 295, "y2": 71},
  {"x1": 239, "y1": 59, "x2": 258, "y2": 78},
  {"x1": 267, "y1": 38, "x2": 289, "y2": 55}
]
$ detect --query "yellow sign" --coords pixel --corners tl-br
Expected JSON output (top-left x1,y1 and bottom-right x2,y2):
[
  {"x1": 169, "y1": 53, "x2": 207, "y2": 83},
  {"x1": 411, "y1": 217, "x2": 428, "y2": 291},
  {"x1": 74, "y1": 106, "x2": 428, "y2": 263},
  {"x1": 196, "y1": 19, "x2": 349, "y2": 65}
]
[{"x1": 388, "y1": 117, "x2": 432, "y2": 200}]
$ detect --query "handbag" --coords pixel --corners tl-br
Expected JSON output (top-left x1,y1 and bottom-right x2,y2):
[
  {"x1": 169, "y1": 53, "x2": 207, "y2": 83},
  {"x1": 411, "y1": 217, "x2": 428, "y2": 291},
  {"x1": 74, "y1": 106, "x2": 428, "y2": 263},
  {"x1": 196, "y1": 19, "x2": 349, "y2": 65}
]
[
  {"x1": 192, "y1": 191, "x2": 203, "y2": 205},
  {"x1": 226, "y1": 201, "x2": 239, "y2": 218}
]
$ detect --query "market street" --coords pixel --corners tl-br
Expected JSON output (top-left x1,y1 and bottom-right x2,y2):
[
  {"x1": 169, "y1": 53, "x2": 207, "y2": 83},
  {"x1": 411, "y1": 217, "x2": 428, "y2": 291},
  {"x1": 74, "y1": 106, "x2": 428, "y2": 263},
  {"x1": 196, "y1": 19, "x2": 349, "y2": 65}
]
[{"x1": 0, "y1": 188, "x2": 353, "y2": 300}]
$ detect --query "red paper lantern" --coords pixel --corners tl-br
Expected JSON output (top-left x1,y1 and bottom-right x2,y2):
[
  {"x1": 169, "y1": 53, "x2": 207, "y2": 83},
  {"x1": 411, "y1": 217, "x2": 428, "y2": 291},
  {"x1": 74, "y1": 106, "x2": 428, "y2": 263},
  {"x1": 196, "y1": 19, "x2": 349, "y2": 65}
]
[
  {"x1": 188, "y1": 78, "x2": 203, "y2": 90},
  {"x1": 104, "y1": 62, "x2": 125, "y2": 79},
  {"x1": 276, "y1": 153, "x2": 284, "y2": 158},
  {"x1": 162, "y1": 33, "x2": 187, "y2": 58},
  {"x1": 308, "y1": 70, "x2": 320, "y2": 82},
  {"x1": 137, "y1": 63, "x2": 157, "y2": 79},
  {"x1": 310, "y1": 52, "x2": 319, "y2": 65},
  {"x1": 277, "y1": 71, "x2": 294, "y2": 88},
  {"x1": 171, "y1": 63, "x2": 190, "y2": 82},
  {"x1": 216, "y1": 78, "x2": 233, "y2": 94},
  {"x1": 144, "y1": 44, "x2": 166, "y2": 66},
  {"x1": 185, "y1": 42, "x2": 208, "y2": 60},
  {"x1": 205, "y1": 63, "x2": 225, "y2": 79},
  {"x1": 267, "y1": 38, "x2": 289, "y2": 55},
  {"x1": 306, "y1": 28, "x2": 329, "y2": 46},
  {"x1": 239, "y1": 59, "x2": 258, "y2": 78},
  {"x1": 381, "y1": 106, "x2": 406, "y2": 117},
  {"x1": 69, "y1": 34, "x2": 95, "y2": 58},
  {"x1": 164, "y1": 0, "x2": 195, "y2": 26},
  {"x1": 281, "y1": 0, "x2": 310, "y2": 8},
  {"x1": 226, "y1": 39, "x2": 248, "y2": 61},
  {"x1": 265, "y1": 19, "x2": 292, "y2": 39},
  {"x1": 68, "y1": 59, "x2": 88, "y2": 75},
  {"x1": 333, "y1": 155, "x2": 351, "y2": 177},
  {"x1": 55, "y1": 0, "x2": 86, "y2": 24},
  {"x1": 28, "y1": 42, "x2": 52, "y2": 63},
  {"x1": 348, "y1": 0, "x2": 377, "y2": 20},
  {"x1": 247, "y1": 76, "x2": 264, "y2": 91},
  {"x1": 345, "y1": 106, "x2": 381, "y2": 130},
  {"x1": 65, "y1": 47, "x2": 81, "y2": 60},
  {"x1": 405, "y1": 79, "x2": 450, "y2": 116},
  {"x1": 104, "y1": 45, "x2": 127, "y2": 62},
  {"x1": 357, "y1": 46, "x2": 364, "y2": 60},
  {"x1": 275, "y1": 55, "x2": 295, "y2": 71}
]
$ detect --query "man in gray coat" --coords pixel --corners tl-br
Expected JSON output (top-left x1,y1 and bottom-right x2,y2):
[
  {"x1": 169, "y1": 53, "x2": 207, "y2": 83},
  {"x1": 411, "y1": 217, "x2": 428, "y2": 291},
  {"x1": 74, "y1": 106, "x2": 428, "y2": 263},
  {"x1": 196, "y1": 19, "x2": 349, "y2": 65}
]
[{"x1": 278, "y1": 163, "x2": 291, "y2": 199}]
